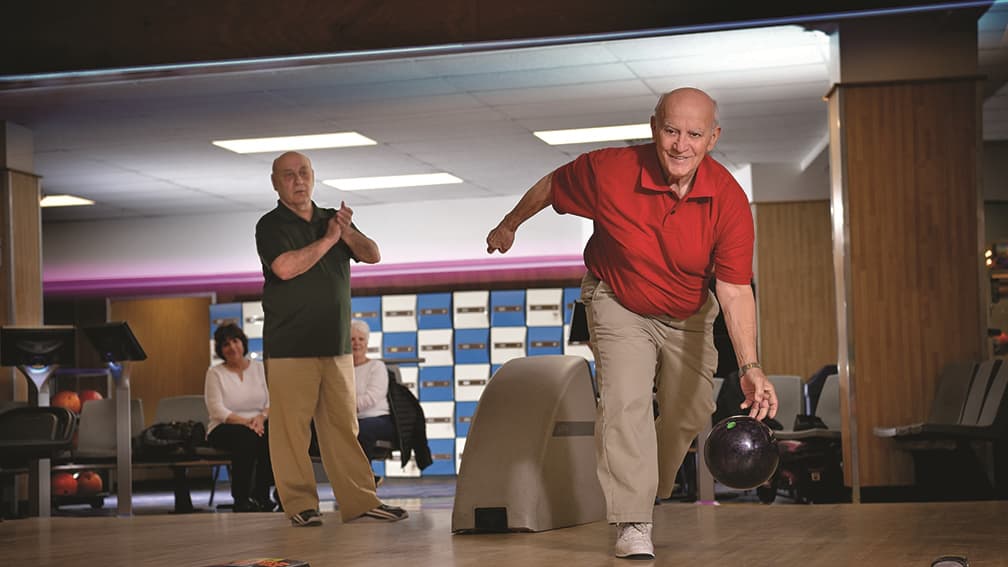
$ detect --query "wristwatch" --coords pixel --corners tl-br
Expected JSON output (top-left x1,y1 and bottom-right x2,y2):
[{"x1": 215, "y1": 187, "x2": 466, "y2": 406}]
[{"x1": 739, "y1": 361, "x2": 762, "y2": 375}]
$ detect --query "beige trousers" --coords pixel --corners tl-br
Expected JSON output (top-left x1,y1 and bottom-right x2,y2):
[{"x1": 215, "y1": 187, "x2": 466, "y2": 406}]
[
  {"x1": 266, "y1": 355, "x2": 380, "y2": 521},
  {"x1": 582, "y1": 272, "x2": 719, "y2": 523}
]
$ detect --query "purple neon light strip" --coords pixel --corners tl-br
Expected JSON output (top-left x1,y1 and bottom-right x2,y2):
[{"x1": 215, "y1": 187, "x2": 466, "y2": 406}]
[{"x1": 42, "y1": 255, "x2": 587, "y2": 295}]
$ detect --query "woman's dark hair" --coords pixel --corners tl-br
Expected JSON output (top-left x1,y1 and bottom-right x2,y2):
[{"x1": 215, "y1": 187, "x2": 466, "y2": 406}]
[{"x1": 213, "y1": 323, "x2": 248, "y2": 359}]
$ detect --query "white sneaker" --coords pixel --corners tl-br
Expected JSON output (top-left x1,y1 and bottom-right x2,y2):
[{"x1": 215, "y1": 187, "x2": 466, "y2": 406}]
[{"x1": 615, "y1": 522, "x2": 654, "y2": 560}]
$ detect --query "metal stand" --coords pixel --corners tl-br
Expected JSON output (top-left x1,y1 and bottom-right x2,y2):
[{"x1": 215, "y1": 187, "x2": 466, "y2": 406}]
[
  {"x1": 1, "y1": 325, "x2": 76, "y2": 518},
  {"x1": 81, "y1": 322, "x2": 147, "y2": 518},
  {"x1": 106, "y1": 362, "x2": 133, "y2": 517},
  {"x1": 22, "y1": 366, "x2": 56, "y2": 517}
]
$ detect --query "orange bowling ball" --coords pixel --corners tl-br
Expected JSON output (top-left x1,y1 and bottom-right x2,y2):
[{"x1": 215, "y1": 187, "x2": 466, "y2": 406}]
[
  {"x1": 76, "y1": 471, "x2": 103, "y2": 495},
  {"x1": 52, "y1": 472, "x2": 78, "y2": 496},
  {"x1": 52, "y1": 390, "x2": 82, "y2": 414},
  {"x1": 79, "y1": 389, "x2": 104, "y2": 405}
]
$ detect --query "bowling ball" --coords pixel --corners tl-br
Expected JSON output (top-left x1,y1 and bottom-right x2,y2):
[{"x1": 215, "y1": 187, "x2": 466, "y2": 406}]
[
  {"x1": 76, "y1": 470, "x2": 103, "y2": 495},
  {"x1": 703, "y1": 415, "x2": 779, "y2": 490},
  {"x1": 79, "y1": 389, "x2": 103, "y2": 405},
  {"x1": 52, "y1": 390, "x2": 81, "y2": 414},
  {"x1": 52, "y1": 472, "x2": 78, "y2": 496}
]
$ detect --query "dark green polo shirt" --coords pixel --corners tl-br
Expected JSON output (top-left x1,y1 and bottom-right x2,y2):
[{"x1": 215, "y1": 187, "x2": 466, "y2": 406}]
[{"x1": 255, "y1": 201, "x2": 361, "y2": 358}]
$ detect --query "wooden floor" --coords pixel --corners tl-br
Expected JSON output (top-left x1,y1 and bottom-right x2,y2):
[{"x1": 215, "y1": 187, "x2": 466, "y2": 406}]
[{"x1": 3, "y1": 495, "x2": 1006, "y2": 566}]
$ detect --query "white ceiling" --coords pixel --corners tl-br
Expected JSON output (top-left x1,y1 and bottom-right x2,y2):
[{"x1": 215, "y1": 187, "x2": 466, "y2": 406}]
[{"x1": 1, "y1": 7, "x2": 1006, "y2": 224}]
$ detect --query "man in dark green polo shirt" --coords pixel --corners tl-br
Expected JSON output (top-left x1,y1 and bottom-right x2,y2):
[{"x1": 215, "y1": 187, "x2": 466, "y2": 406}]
[{"x1": 256, "y1": 150, "x2": 407, "y2": 527}]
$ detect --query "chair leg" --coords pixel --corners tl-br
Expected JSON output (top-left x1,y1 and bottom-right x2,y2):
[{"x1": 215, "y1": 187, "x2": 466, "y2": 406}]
[
  {"x1": 172, "y1": 467, "x2": 195, "y2": 513},
  {"x1": 209, "y1": 465, "x2": 220, "y2": 507}
]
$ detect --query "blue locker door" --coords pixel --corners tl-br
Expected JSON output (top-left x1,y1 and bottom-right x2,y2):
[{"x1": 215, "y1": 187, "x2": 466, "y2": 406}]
[
  {"x1": 490, "y1": 290, "x2": 526, "y2": 327},
  {"x1": 419, "y1": 366, "x2": 454, "y2": 401},
  {"x1": 417, "y1": 293, "x2": 453, "y2": 329},
  {"x1": 351, "y1": 296, "x2": 383, "y2": 332}
]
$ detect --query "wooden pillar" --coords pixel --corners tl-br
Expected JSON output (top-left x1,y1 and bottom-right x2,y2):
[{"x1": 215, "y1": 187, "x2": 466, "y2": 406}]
[
  {"x1": 0, "y1": 121, "x2": 43, "y2": 402},
  {"x1": 827, "y1": 10, "x2": 988, "y2": 498}
]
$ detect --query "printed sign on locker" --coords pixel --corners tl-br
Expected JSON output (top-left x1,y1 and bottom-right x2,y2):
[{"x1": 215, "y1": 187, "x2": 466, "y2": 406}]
[
  {"x1": 382, "y1": 294, "x2": 417, "y2": 332},
  {"x1": 526, "y1": 288, "x2": 563, "y2": 327},
  {"x1": 453, "y1": 291, "x2": 489, "y2": 329}
]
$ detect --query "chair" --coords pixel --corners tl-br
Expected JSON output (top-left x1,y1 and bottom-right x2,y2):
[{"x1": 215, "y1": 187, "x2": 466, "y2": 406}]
[
  {"x1": 0, "y1": 405, "x2": 77, "y2": 518},
  {"x1": 74, "y1": 398, "x2": 145, "y2": 459},
  {"x1": 767, "y1": 375, "x2": 803, "y2": 433},
  {"x1": 154, "y1": 395, "x2": 212, "y2": 427},
  {"x1": 812, "y1": 374, "x2": 841, "y2": 430},
  {"x1": 873, "y1": 361, "x2": 977, "y2": 438},
  {"x1": 0, "y1": 406, "x2": 76, "y2": 467},
  {"x1": 874, "y1": 359, "x2": 1008, "y2": 499},
  {"x1": 777, "y1": 374, "x2": 842, "y2": 442},
  {"x1": 761, "y1": 374, "x2": 846, "y2": 504},
  {"x1": 154, "y1": 394, "x2": 236, "y2": 509}
]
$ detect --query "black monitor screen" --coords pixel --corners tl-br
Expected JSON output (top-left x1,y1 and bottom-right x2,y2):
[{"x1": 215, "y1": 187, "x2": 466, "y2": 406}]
[
  {"x1": 0, "y1": 326, "x2": 77, "y2": 368},
  {"x1": 569, "y1": 301, "x2": 590, "y2": 344},
  {"x1": 82, "y1": 322, "x2": 147, "y2": 362}
]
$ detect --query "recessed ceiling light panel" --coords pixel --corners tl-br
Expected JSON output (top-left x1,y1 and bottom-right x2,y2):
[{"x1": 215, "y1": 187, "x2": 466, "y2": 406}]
[
  {"x1": 322, "y1": 173, "x2": 463, "y2": 191},
  {"x1": 534, "y1": 124, "x2": 652, "y2": 145},
  {"x1": 212, "y1": 132, "x2": 377, "y2": 154},
  {"x1": 40, "y1": 195, "x2": 95, "y2": 208}
]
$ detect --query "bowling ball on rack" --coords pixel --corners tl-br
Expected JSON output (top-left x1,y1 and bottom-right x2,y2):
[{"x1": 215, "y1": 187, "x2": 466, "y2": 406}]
[
  {"x1": 52, "y1": 390, "x2": 82, "y2": 414},
  {"x1": 79, "y1": 389, "x2": 104, "y2": 405},
  {"x1": 52, "y1": 472, "x2": 78, "y2": 496},
  {"x1": 703, "y1": 415, "x2": 780, "y2": 490},
  {"x1": 76, "y1": 470, "x2": 103, "y2": 495}
]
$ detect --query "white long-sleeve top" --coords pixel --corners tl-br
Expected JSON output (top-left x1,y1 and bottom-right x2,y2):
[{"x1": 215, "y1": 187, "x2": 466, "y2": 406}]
[
  {"x1": 355, "y1": 359, "x2": 390, "y2": 419},
  {"x1": 204, "y1": 360, "x2": 269, "y2": 434}
]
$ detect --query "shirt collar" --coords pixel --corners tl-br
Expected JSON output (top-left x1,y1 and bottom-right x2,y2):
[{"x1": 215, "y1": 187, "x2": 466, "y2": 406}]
[
  {"x1": 639, "y1": 146, "x2": 717, "y2": 199},
  {"x1": 274, "y1": 200, "x2": 325, "y2": 222}
]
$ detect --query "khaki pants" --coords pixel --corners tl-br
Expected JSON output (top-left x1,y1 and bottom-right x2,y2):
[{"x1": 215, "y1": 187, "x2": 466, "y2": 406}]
[
  {"x1": 266, "y1": 355, "x2": 380, "y2": 521},
  {"x1": 582, "y1": 272, "x2": 719, "y2": 523}
]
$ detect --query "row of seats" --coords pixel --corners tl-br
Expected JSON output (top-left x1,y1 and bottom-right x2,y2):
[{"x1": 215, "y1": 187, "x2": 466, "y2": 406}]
[
  {"x1": 48, "y1": 396, "x2": 232, "y2": 513},
  {"x1": 874, "y1": 359, "x2": 1008, "y2": 499}
]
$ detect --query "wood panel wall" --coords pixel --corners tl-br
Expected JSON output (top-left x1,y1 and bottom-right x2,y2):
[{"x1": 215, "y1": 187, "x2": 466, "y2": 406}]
[
  {"x1": 754, "y1": 201, "x2": 838, "y2": 379},
  {"x1": 0, "y1": 170, "x2": 42, "y2": 402},
  {"x1": 108, "y1": 296, "x2": 211, "y2": 427},
  {"x1": 836, "y1": 80, "x2": 984, "y2": 487}
]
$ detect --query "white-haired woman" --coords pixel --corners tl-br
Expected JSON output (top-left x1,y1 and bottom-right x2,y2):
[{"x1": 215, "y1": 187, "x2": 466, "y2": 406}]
[{"x1": 350, "y1": 319, "x2": 395, "y2": 482}]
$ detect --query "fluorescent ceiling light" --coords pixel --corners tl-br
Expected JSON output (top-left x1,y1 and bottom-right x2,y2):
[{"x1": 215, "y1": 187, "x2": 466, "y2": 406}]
[
  {"x1": 534, "y1": 124, "x2": 651, "y2": 145},
  {"x1": 212, "y1": 132, "x2": 377, "y2": 154},
  {"x1": 40, "y1": 195, "x2": 95, "y2": 208},
  {"x1": 322, "y1": 173, "x2": 463, "y2": 191}
]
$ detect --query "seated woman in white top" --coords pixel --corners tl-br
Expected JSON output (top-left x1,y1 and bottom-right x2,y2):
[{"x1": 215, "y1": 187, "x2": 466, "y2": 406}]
[
  {"x1": 351, "y1": 319, "x2": 395, "y2": 478},
  {"x1": 205, "y1": 323, "x2": 274, "y2": 512}
]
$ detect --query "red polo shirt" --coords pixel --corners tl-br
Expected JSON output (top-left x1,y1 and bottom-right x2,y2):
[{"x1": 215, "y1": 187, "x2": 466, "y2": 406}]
[{"x1": 551, "y1": 143, "x2": 754, "y2": 319}]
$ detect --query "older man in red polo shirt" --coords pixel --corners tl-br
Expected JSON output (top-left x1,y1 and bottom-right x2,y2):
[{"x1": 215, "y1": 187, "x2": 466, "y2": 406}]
[{"x1": 487, "y1": 87, "x2": 778, "y2": 560}]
